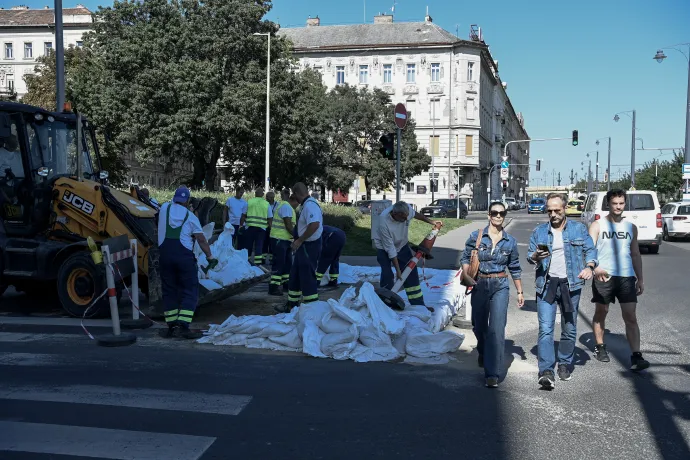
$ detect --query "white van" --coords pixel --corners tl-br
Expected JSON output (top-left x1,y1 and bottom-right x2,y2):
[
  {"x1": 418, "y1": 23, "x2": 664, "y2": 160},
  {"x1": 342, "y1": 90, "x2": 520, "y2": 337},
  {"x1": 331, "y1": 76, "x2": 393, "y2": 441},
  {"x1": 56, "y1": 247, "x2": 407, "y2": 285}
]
[{"x1": 581, "y1": 190, "x2": 662, "y2": 253}]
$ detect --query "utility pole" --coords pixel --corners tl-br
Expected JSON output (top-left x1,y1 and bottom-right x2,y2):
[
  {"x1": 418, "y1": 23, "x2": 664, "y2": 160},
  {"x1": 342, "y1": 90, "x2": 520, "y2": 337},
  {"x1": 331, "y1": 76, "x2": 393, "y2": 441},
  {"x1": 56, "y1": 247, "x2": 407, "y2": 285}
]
[
  {"x1": 588, "y1": 160, "x2": 592, "y2": 194},
  {"x1": 55, "y1": 0, "x2": 65, "y2": 111},
  {"x1": 570, "y1": 169, "x2": 574, "y2": 185},
  {"x1": 431, "y1": 98, "x2": 436, "y2": 203},
  {"x1": 595, "y1": 150, "x2": 599, "y2": 191},
  {"x1": 558, "y1": 172, "x2": 561, "y2": 186}
]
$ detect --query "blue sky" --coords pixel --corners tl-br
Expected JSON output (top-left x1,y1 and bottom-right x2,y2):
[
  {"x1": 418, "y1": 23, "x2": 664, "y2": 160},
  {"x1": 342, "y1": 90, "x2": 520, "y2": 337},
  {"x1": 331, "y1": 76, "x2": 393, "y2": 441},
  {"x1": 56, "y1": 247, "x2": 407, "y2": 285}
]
[{"x1": 21, "y1": 0, "x2": 689, "y2": 184}]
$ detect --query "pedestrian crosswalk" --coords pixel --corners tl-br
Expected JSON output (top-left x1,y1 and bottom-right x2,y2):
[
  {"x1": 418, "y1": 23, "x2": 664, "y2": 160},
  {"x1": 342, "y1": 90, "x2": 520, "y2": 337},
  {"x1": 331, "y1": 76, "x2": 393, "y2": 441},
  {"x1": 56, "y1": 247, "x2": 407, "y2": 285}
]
[{"x1": 0, "y1": 324, "x2": 253, "y2": 460}]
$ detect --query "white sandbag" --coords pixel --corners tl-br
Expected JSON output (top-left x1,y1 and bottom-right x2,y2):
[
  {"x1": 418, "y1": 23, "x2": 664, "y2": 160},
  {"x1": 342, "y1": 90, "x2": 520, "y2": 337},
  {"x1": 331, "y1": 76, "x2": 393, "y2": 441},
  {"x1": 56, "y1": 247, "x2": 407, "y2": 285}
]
[
  {"x1": 357, "y1": 283, "x2": 405, "y2": 335},
  {"x1": 338, "y1": 286, "x2": 359, "y2": 308},
  {"x1": 194, "y1": 222, "x2": 215, "y2": 258},
  {"x1": 349, "y1": 343, "x2": 400, "y2": 362},
  {"x1": 320, "y1": 326, "x2": 358, "y2": 359},
  {"x1": 302, "y1": 320, "x2": 327, "y2": 358},
  {"x1": 405, "y1": 328, "x2": 464, "y2": 358},
  {"x1": 267, "y1": 328, "x2": 302, "y2": 349},
  {"x1": 199, "y1": 278, "x2": 222, "y2": 291},
  {"x1": 318, "y1": 310, "x2": 353, "y2": 334},
  {"x1": 248, "y1": 322, "x2": 295, "y2": 339},
  {"x1": 296, "y1": 301, "x2": 332, "y2": 335},
  {"x1": 328, "y1": 299, "x2": 368, "y2": 326}
]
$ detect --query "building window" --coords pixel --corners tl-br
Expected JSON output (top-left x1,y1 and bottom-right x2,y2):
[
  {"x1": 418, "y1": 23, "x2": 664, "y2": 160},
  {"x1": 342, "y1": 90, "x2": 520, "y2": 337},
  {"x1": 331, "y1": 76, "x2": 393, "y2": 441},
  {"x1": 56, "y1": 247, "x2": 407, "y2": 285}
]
[
  {"x1": 76, "y1": 41, "x2": 83, "y2": 48},
  {"x1": 429, "y1": 135, "x2": 440, "y2": 157},
  {"x1": 7, "y1": 75, "x2": 14, "y2": 91},
  {"x1": 359, "y1": 65, "x2": 368, "y2": 84},
  {"x1": 406, "y1": 64, "x2": 416, "y2": 83},
  {"x1": 24, "y1": 42, "x2": 32, "y2": 59},
  {"x1": 406, "y1": 100, "x2": 416, "y2": 119},
  {"x1": 336, "y1": 65, "x2": 345, "y2": 85},
  {"x1": 456, "y1": 135, "x2": 459, "y2": 154},
  {"x1": 465, "y1": 135, "x2": 473, "y2": 156},
  {"x1": 466, "y1": 98, "x2": 476, "y2": 120},
  {"x1": 430, "y1": 173, "x2": 439, "y2": 193},
  {"x1": 430, "y1": 98, "x2": 440, "y2": 120},
  {"x1": 431, "y1": 63, "x2": 440, "y2": 82},
  {"x1": 4, "y1": 43, "x2": 13, "y2": 59},
  {"x1": 467, "y1": 61, "x2": 474, "y2": 82},
  {"x1": 406, "y1": 182, "x2": 414, "y2": 192},
  {"x1": 383, "y1": 64, "x2": 392, "y2": 83},
  {"x1": 44, "y1": 42, "x2": 53, "y2": 55}
]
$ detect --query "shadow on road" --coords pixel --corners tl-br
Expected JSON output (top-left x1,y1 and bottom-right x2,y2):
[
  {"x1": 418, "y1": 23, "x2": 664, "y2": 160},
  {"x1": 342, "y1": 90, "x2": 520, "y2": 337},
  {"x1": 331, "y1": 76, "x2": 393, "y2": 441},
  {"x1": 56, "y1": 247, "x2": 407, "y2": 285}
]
[{"x1": 578, "y1": 313, "x2": 690, "y2": 459}]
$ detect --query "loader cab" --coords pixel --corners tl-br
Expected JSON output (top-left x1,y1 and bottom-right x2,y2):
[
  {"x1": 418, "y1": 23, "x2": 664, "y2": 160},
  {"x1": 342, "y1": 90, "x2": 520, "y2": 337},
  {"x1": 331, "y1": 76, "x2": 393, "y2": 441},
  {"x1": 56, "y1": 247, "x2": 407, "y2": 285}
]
[{"x1": 0, "y1": 102, "x2": 100, "y2": 236}]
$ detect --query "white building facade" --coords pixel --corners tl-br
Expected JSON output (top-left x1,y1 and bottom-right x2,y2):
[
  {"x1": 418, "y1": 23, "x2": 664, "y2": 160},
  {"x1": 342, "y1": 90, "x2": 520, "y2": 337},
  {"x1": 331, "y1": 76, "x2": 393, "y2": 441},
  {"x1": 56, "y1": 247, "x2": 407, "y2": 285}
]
[{"x1": 280, "y1": 14, "x2": 529, "y2": 210}]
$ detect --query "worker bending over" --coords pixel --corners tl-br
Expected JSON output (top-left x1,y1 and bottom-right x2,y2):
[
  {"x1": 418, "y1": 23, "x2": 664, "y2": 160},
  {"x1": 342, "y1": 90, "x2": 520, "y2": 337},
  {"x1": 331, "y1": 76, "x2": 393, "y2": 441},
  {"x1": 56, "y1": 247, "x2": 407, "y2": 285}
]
[
  {"x1": 374, "y1": 201, "x2": 441, "y2": 307},
  {"x1": 269, "y1": 189, "x2": 297, "y2": 295},
  {"x1": 316, "y1": 225, "x2": 346, "y2": 288},
  {"x1": 158, "y1": 186, "x2": 217, "y2": 339}
]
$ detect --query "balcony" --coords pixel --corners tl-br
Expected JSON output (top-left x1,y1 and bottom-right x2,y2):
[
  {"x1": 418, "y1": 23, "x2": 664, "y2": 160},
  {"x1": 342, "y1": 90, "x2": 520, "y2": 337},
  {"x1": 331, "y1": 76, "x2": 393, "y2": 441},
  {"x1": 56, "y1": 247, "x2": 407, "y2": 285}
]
[
  {"x1": 381, "y1": 85, "x2": 396, "y2": 95},
  {"x1": 403, "y1": 85, "x2": 419, "y2": 95},
  {"x1": 427, "y1": 83, "x2": 444, "y2": 94}
]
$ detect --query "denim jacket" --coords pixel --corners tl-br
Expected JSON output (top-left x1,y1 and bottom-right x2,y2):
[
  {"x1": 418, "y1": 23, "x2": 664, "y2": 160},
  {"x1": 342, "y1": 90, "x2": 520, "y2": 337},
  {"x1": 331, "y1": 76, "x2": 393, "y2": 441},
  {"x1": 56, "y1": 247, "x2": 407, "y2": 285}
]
[
  {"x1": 526, "y1": 220, "x2": 598, "y2": 295},
  {"x1": 461, "y1": 227, "x2": 522, "y2": 280}
]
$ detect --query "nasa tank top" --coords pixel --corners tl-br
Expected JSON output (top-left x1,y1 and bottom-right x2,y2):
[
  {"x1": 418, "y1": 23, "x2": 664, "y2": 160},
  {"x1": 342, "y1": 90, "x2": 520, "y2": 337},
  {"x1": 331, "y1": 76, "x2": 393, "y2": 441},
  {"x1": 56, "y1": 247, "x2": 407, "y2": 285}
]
[{"x1": 596, "y1": 219, "x2": 635, "y2": 277}]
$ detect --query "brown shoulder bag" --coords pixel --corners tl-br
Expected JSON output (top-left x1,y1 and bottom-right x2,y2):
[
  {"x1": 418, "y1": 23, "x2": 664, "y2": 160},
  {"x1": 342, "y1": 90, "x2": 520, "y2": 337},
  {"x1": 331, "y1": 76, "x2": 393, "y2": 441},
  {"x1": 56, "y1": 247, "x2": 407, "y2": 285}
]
[{"x1": 461, "y1": 228, "x2": 483, "y2": 287}]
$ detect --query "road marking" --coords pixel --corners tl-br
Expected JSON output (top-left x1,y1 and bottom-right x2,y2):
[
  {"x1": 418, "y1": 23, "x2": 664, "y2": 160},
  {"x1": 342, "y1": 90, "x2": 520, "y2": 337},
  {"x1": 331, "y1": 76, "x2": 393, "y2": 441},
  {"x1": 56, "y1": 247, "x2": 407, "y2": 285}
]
[
  {"x1": 0, "y1": 384, "x2": 252, "y2": 416},
  {"x1": 0, "y1": 421, "x2": 215, "y2": 460},
  {"x1": 0, "y1": 332, "x2": 84, "y2": 343}
]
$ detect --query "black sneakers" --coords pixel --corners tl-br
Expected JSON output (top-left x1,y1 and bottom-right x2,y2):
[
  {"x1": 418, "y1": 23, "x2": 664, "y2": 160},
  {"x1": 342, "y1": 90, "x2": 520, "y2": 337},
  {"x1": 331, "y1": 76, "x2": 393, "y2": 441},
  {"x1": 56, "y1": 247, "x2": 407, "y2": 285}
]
[
  {"x1": 485, "y1": 377, "x2": 498, "y2": 388},
  {"x1": 594, "y1": 344, "x2": 611, "y2": 362},
  {"x1": 538, "y1": 370, "x2": 555, "y2": 389},
  {"x1": 557, "y1": 364, "x2": 571, "y2": 381},
  {"x1": 630, "y1": 352, "x2": 650, "y2": 371}
]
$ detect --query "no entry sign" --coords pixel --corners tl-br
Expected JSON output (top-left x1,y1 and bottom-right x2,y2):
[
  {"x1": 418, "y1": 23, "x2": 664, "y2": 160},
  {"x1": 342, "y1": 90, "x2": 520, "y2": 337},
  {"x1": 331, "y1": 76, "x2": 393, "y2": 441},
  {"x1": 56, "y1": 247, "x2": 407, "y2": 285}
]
[{"x1": 394, "y1": 103, "x2": 407, "y2": 129}]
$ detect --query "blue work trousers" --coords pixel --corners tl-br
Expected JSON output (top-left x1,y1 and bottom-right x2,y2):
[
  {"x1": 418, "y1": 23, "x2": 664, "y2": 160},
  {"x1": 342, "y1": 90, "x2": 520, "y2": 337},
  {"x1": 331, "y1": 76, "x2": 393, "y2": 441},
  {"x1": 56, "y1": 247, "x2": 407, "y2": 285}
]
[
  {"x1": 376, "y1": 245, "x2": 425, "y2": 305},
  {"x1": 159, "y1": 239, "x2": 198, "y2": 326},
  {"x1": 287, "y1": 239, "x2": 322, "y2": 308},
  {"x1": 242, "y1": 226, "x2": 266, "y2": 265},
  {"x1": 317, "y1": 233, "x2": 345, "y2": 282},
  {"x1": 271, "y1": 239, "x2": 293, "y2": 288},
  {"x1": 537, "y1": 283, "x2": 581, "y2": 374},
  {"x1": 471, "y1": 277, "x2": 510, "y2": 379}
]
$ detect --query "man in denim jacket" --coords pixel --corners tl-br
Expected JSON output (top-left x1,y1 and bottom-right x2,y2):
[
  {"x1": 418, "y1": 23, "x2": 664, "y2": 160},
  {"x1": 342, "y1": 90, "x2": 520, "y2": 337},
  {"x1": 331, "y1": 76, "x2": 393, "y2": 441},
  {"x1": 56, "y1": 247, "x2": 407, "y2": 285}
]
[{"x1": 527, "y1": 193, "x2": 597, "y2": 389}]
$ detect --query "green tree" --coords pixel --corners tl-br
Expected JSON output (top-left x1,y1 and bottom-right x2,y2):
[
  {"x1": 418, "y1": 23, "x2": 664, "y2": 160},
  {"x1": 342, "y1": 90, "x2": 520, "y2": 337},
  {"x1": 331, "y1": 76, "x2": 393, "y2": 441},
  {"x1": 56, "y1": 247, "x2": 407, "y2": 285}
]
[
  {"x1": 325, "y1": 85, "x2": 430, "y2": 199},
  {"x1": 70, "y1": 0, "x2": 288, "y2": 191},
  {"x1": 22, "y1": 46, "x2": 85, "y2": 111}
]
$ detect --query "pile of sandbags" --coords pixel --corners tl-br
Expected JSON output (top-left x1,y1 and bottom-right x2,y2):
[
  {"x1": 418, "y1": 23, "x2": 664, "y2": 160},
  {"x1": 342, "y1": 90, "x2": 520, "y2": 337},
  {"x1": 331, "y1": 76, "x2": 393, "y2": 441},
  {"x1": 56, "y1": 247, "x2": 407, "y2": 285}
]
[
  {"x1": 198, "y1": 282, "x2": 465, "y2": 364},
  {"x1": 195, "y1": 223, "x2": 265, "y2": 291}
]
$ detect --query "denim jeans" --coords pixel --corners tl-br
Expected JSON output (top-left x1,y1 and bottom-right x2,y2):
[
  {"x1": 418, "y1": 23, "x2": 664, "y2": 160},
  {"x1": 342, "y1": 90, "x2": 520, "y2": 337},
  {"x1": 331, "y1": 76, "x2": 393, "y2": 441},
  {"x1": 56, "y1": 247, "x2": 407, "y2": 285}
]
[
  {"x1": 471, "y1": 277, "x2": 510, "y2": 379},
  {"x1": 537, "y1": 283, "x2": 581, "y2": 374}
]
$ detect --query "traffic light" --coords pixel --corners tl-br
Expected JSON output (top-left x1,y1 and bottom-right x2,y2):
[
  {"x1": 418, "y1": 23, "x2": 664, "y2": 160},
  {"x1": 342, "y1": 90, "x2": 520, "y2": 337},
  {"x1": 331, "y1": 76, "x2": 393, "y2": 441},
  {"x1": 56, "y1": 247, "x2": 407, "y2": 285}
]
[
  {"x1": 536, "y1": 159, "x2": 541, "y2": 171},
  {"x1": 572, "y1": 130, "x2": 578, "y2": 146},
  {"x1": 653, "y1": 175, "x2": 658, "y2": 188},
  {"x1": 379, "y1": 133, "x2": 395, "y2": 159},
  {"x1": 502, "y1": 180, "x2": 508, "y2": 192}
]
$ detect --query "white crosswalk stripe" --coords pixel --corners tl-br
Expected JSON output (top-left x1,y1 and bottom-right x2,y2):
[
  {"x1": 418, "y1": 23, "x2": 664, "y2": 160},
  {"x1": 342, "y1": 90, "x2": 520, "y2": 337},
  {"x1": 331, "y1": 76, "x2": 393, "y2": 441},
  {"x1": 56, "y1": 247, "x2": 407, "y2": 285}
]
[
  {"x1": 0, "y1": 383, "x2": 252, "y2": 458},
  {"x1": 0, "y1": 421, "x2": 216, "y2": 460}
]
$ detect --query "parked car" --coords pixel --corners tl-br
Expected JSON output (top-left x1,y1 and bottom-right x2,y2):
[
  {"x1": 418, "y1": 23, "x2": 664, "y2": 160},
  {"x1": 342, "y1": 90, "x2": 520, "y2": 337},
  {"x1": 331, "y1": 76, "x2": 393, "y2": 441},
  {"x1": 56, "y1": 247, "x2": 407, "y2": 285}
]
[
  {"x1": 420, "y1": 199, "x2": 468, "y2": 219},
  {"x1": 661, "y1": 202, "x2": 690, "y2": 241},
  {"x1": 581, "y1": 190, "x2": 662, "y2": 253},
  {"x1": 528, "y1": 198, "x2": 546, "y2": 214},
  {"x1": 518, "y1": 200, "x2": 526, "y2": 209},
  {"x1": 503, "y1": 197, "x2": 518, "y2": 210},
  {"x1": 355, "y1": 200, "x2": 373, "y2": 214},
  {"x1": 565, "y1": 199, "x2": 584, "y2": 217}
]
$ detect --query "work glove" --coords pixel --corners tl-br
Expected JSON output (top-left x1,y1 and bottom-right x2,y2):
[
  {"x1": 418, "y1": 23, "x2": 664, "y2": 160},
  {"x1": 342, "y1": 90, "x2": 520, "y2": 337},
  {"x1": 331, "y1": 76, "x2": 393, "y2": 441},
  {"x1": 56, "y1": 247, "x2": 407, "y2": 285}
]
[{"x1": 206, "y1": 258, "x2": 219, "y2": 271}]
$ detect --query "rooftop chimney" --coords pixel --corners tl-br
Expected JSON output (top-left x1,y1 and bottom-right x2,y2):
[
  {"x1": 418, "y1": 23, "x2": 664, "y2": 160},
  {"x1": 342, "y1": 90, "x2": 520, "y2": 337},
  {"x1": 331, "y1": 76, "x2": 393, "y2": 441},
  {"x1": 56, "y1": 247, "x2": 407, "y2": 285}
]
[
  {"x1": 306, "y1": 15, "x2": 320, "y2": 27},
  {"x1": 12, "y1": 5, "x2": 30, "y2": 10},
  {"x1": 374, "y1": 13, "x2": 393, "y2": 24},
  {"x1": 425, "y1": 6, "x2": 432, "y2": 23}
]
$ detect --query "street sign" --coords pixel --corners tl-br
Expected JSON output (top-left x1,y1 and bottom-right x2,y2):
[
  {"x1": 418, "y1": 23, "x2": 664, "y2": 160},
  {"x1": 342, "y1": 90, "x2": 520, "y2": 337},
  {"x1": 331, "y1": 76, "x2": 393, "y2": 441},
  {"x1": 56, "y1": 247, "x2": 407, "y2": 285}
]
[
  {"x1": 683, "y1": 163, "x2": 690, "y2": 174},
  {"x1": 394, "y1": 103, "x2": 407, "y2": 129},
  {"x1": 501, "y1": 160, "x2": 509, "y2": 169},
  {"x1": 500, "y1": 168, "x2": 509, "y2": 180}
]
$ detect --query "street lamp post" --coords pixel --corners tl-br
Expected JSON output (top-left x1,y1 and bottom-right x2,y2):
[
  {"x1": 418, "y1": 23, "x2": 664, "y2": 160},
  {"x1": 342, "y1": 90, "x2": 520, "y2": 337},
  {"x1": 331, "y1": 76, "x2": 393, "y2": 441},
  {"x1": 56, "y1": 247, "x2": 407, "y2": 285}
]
[
  {"x1": 614, "y1": 110, "x2": 637, "y2": 187},
  {"x1": 254, "y1": 32, "x2": 271, "y2": 190},
  {"x1": 595, "y1": 137, "x2": 611, "y2": 190}
]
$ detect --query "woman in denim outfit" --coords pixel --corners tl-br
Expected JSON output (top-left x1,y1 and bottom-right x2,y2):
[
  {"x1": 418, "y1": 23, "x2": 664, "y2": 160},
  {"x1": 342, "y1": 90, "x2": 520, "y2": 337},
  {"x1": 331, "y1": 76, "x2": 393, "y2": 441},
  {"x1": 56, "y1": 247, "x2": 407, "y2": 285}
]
[{"x1": 461, "y1": 201, "x2": 524, "y2": 388}]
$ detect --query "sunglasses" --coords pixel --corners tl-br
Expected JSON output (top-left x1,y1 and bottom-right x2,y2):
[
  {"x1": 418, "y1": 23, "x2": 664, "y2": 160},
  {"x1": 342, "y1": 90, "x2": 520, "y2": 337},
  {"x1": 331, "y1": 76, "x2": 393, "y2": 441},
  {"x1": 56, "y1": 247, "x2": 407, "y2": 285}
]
[{"x1": 489, "y1": 210, "x2": 508, "y2": 217}]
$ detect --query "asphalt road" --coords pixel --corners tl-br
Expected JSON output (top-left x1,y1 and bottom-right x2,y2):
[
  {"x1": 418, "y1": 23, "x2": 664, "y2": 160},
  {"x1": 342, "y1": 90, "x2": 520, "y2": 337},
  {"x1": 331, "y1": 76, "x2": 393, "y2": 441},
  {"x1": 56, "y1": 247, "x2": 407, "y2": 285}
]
[{"x1": 1, "y1": 210, "x2": 689, "y2": 459}]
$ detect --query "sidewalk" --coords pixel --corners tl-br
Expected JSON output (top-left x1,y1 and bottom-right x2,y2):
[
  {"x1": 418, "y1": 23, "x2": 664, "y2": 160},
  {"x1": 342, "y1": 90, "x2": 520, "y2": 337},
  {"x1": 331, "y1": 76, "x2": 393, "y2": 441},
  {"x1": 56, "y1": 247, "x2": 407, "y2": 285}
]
[{"x1": 340, "y1": 217, "x2": 513, "y2": 270}]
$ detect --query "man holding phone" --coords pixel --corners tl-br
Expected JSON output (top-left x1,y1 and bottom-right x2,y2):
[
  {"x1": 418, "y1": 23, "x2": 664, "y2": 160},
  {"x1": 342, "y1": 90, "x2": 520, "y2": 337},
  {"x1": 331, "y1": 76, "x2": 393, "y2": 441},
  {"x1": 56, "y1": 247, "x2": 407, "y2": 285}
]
[{"x1": 527, "y1": 193, "x2": 598, "y2": 389}]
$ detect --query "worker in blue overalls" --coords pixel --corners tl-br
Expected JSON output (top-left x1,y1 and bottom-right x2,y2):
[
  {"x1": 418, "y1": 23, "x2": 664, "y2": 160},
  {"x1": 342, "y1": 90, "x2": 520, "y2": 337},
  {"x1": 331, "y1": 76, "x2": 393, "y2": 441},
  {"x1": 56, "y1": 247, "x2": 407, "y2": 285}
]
[
  {"x1": 158, "y1": 186, "x2": 217, "y2": 339},
  {"x1": 316, "y1": 225, "x2": 346, "y2": 288},
  {"x1": 275, "y1": 182, "x2": 322, "y2": 313}
]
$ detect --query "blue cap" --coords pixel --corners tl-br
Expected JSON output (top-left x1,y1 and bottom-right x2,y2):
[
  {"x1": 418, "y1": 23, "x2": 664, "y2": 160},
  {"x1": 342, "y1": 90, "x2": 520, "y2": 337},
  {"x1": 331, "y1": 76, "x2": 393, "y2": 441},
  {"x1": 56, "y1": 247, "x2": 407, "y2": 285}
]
[{"x1": 173, "y1": 186, "x2": 191, "y2": 204}]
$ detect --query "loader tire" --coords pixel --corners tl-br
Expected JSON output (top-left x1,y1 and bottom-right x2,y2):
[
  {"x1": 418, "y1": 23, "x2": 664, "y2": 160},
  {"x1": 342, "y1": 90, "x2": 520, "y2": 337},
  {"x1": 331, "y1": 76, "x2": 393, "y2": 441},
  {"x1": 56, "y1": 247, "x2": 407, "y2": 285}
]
[{"x1": 57, "y1": 252, "x2": 108, "y2": 318}]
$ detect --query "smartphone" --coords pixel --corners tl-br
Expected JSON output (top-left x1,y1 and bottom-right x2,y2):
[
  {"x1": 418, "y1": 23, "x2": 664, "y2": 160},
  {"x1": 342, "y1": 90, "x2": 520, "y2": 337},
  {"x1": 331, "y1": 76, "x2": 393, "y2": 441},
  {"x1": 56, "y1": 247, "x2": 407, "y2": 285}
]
[{"x1": 537, "y1": 244, "x2": 550, "y2": 252}]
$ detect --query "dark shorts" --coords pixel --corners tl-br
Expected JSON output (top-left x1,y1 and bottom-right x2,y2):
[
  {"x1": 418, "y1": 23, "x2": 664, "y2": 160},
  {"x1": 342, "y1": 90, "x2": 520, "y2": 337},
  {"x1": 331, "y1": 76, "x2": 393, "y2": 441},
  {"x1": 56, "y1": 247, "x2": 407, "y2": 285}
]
[{"x1": 592, "y1": 276, "x2": 638, "y2": 305}]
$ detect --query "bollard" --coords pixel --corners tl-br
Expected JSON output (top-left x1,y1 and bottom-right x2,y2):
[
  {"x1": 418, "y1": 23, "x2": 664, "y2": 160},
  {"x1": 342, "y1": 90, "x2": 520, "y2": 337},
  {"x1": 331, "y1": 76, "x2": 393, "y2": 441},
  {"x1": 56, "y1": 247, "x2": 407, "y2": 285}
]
[
  {"x1": 120, "y1": 239, "x2": 152, "y2": 330},
  {"x1": 96, "y1": 246, "x2": 137, "y2": 347}
]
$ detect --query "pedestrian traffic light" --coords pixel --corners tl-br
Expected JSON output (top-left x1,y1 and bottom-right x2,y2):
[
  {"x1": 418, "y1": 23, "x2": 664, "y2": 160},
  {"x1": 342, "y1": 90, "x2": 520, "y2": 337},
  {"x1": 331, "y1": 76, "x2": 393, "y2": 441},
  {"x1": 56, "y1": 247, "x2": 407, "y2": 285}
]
[
  {"x1": 379, "y1": 133, "x2": 395, "y2": 159},
  {"x1": 572, "y1": 130, "x2": 578, "y2": 146},
  {"x1": 536, "y1": 159, "x2": 541, "y2": 171}
]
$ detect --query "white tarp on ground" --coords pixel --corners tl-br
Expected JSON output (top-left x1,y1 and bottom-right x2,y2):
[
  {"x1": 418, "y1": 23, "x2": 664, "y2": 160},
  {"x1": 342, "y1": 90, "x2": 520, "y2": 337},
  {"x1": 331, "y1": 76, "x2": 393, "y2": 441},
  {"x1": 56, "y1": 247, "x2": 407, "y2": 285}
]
[
  {"x1": 195, "y1": 223, "x2": 265, "y2": 291},
  {"x1": 198, "y1": 262, "x2": 466, "y2": 364}
]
